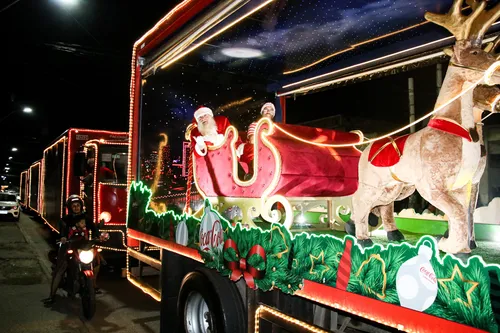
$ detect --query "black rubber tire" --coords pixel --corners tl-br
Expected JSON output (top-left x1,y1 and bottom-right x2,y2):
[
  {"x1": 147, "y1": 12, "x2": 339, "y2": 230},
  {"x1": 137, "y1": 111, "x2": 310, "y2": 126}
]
[
  {"x1": 177, "y1": 267, "x2": 246, "y2": 333},
  {"x1": 81, "y1": 275, "x2": 96, "y2": 320}
]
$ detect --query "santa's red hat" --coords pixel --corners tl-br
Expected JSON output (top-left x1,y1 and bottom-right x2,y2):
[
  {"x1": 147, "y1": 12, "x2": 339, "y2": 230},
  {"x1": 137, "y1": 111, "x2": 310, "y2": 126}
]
[{"x1": 194, "y1": 107, "x2": 213, "y2": 123}]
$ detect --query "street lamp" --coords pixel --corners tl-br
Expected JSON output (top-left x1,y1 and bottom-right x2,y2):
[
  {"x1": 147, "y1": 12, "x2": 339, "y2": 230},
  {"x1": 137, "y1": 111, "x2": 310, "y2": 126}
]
[
  {"x1": 11, "y1": 148, "x2": 17, "y2": 152},
  {"x1": 55, "y1": 0, "x2": 78, "y2": 6},
  {"x1": 8, "y1": 157, "x2": 12, "y2": 160},
  {"x1": 0, "y1": 107, "x2": 34, "y2": 125}
]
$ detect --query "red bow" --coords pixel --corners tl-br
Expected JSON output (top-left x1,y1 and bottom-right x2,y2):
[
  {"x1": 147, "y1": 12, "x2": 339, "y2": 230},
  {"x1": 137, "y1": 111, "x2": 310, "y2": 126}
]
[{"x1": 223, "y1": 239, "x2": 266, "y2": 289}]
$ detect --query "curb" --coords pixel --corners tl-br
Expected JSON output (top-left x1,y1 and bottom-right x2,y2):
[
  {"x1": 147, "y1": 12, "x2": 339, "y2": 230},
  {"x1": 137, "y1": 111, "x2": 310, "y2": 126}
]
[{"x1": 16, "y1": 213, "x2": 54, "y2": 281}]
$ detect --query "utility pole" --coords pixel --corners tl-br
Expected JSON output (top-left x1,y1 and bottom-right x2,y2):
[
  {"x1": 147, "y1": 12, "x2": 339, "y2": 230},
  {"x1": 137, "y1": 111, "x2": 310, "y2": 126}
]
[
  {"x1": 408, "y1": 77, "x2": 419, "y2": 211},
  {"x1": 408, "y1": 77, "x2": 416, "y2": 134}
]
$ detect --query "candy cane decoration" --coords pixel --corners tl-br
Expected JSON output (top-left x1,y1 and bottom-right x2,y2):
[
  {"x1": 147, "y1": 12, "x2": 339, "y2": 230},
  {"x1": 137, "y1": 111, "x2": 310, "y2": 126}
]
[
  {"x1": 336, "y1": 239, "x2": 353, "y2": 290},
  {"x1": 184, "y1": 152, "x2": 193, "y2": 214}
]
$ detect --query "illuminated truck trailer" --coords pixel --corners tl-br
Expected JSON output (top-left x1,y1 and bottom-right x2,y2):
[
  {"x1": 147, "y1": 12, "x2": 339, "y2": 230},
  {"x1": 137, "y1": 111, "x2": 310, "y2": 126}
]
[{"x1": 125, "y1": 1, "x2": 500, "y2": 333}]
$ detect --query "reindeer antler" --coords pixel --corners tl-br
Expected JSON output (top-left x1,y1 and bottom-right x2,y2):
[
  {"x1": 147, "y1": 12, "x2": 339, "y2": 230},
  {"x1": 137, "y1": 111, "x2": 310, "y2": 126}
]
[
  {"x1": 484, "y1": 33, "x2": 500, "y2": 58},
  {"x1": 467, "y1": 0, "x2": 500, "y2": 41},
  {"x1": 425, "y1": 0, "x2": 487, "y2": 41}
]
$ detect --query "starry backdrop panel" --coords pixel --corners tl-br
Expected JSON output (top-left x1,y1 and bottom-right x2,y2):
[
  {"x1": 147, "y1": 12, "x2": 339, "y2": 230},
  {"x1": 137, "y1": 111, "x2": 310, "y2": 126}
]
[
  {"x1": 183, "y1": 0, "x2": 456, "y2": 84},
  {"x1": 139, "y1": 61, "x2": 274, "y2": 202},
  {"x1": 138, "y1": 0, "x2": 469, "y2": 206}
]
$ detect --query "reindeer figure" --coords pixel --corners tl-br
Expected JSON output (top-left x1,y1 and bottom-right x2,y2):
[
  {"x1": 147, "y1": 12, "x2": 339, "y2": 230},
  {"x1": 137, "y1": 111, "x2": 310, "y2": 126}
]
[
  {"x1": 346, "y1": 0, "x2": 500, "y2": 254},
  {"x1": 443, "y1": 82, "x2": 500, "y2": 249}
]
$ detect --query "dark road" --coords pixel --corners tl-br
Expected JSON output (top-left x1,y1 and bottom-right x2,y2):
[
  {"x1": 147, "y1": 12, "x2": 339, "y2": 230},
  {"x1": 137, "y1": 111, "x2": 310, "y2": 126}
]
[{"x1": 0, "y1": 213, "x2": 160, "y2": 333}]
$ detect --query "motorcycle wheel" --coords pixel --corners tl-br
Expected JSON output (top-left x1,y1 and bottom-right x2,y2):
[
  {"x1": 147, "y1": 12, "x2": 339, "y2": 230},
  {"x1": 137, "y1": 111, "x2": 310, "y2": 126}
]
[{"x1": 81, "y1": 275, "x2": 96, "y2": 320}]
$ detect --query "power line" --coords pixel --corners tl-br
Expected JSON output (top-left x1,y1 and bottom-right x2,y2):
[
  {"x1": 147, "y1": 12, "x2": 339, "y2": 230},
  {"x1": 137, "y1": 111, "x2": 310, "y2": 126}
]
[{"x1": 0, "y1": 0, "x2": 21, "y2": 15}]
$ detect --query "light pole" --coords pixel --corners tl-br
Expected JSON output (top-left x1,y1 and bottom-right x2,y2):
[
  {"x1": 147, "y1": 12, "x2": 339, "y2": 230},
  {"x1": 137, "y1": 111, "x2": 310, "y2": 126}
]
[{"x1": 0, "y1": 106, "x2": 33, "y2": 125}]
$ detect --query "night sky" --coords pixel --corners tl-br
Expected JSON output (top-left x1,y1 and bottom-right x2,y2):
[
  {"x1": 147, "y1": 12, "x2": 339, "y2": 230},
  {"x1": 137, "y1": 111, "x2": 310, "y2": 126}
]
[
  {"x1": 3, "y1": 0, "x2": 500, "y2": 187},
  {"x1": 1, "y1": 0, "x2": 175, "y2": 184}
]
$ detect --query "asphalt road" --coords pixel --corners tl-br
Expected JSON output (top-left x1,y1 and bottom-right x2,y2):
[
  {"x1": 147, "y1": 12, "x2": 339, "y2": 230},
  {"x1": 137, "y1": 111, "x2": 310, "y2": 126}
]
[{"x1": 0, "y1": 212, "x2": 160, "y2": 333}]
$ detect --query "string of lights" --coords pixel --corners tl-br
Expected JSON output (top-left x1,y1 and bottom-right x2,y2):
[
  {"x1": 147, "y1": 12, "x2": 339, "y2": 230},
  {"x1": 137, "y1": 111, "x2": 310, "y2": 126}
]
[{"x1": 273, "y1": 62, "x2": 500, "y2": 148}]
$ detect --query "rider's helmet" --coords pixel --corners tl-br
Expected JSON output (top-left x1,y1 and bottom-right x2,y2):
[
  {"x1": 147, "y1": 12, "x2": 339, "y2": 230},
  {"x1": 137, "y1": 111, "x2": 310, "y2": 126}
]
[{"x1": 66, "y1": 194, "x2": 84, "y2": 214}]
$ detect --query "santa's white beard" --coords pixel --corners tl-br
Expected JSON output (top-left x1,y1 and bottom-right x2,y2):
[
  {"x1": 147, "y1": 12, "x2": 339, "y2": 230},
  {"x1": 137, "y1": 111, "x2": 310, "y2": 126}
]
[{"x1": 198, "y1": 117, "x2": 217, "y2": 136}]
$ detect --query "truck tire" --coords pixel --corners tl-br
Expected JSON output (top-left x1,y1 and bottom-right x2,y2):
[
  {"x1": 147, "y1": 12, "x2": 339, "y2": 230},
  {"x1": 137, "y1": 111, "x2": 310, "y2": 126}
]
[{"x1": 178, "y1": 267, "x2": 246, "y2": 333}]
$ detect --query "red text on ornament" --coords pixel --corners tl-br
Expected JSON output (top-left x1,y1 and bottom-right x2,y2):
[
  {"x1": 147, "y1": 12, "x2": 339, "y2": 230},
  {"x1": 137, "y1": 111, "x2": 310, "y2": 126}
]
[
  {"x1": 420, "y1": 266, "x2": 437, "y2": 284},
  {"x1": 200, "y1": 219, "x2": 223, "y2": 251}
]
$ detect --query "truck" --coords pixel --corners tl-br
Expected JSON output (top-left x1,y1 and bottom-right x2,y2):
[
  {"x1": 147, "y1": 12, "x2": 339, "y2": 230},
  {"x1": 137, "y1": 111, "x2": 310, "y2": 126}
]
[
  {"x1": 125, "y1": 1, "x2": 500, "y2": 333},
  {"x1": 27, "y1": 160, "x2": 41, "y2": 215},
  {"x1": 24, "y1": 128, "x2": 132, "y2": 253},
  {"x1": 19, "y1": 170, "x2": 28, "y2": 210}
]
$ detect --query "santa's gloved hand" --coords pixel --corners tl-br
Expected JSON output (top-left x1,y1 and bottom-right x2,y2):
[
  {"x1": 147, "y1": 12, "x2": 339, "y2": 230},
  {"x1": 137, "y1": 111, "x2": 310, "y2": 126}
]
[
  {"x1": 194, "y1": 137, "x2": 207, "y2": 156},
  {"x1": 236, "y1": 143, "x2": 245, "y2": 158}
]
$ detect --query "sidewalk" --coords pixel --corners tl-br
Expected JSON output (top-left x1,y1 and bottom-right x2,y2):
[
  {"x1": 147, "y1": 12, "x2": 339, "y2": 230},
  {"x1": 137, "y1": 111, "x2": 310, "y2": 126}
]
[
  {"x1": 0, "y1": 214, "x2": 89, "y2": 333},
  {"x1": 0, "y1": 213, "x2": 160, "y2": 333}
]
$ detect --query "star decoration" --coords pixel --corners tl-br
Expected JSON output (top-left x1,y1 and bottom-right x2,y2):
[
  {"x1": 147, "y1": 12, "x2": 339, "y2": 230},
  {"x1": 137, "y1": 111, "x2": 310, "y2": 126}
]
[
  {"x1": 309, "y1": 250, "x2": 330, "y2": 279},
  {"x1": 438, "y1": 264, "x2": 479, "y2": 308}
]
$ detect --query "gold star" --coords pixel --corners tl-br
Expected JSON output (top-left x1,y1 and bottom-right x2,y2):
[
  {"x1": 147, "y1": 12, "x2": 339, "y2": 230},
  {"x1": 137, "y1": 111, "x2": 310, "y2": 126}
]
[
  {"x1": 438, "y1": 264, "x2": 479, "y2": 307},
  {"x1": 309, "y1": 251, "x2": 331, "y2": 279}
]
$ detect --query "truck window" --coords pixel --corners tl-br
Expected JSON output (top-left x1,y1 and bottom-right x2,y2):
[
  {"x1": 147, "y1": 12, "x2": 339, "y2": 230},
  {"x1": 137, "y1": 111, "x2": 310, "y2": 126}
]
[
  {"x1": 139, "y1": 60, "x2": 275, "y2": 213},
  {"x1": 98, "y1": 146, "x2": 127, "y2": 184}
]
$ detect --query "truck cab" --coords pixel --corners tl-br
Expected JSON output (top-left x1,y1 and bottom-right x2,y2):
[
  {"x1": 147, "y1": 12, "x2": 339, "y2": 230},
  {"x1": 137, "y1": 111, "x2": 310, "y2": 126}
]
[{"x1": 79, "y1": 141, "x2": 128, "y2": 226}]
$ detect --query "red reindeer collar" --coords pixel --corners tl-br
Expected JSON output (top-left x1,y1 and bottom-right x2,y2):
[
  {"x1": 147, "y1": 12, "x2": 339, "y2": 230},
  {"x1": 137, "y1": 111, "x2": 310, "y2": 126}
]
[{"x1": 427, "y1": 117, "x2": 472, "y2": 142}]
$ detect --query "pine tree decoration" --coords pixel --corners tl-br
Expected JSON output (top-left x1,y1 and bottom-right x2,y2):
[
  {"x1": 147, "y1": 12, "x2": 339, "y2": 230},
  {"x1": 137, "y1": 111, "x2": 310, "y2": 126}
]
[
  {"x1": 488, "y1": 268, "x2": 500, "y2": 329},
  {"x1": 290, "y1": 233, "x2": 345, "y2": 286},
  {"x1": 127, "y1": 182, "x2": 500, "y2": 333}
]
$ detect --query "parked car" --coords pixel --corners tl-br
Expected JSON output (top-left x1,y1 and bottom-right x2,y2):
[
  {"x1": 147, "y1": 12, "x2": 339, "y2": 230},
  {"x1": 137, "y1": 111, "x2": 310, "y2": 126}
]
[{"x1": 0, "y1": 193, "x2": 20, "y2": 221}]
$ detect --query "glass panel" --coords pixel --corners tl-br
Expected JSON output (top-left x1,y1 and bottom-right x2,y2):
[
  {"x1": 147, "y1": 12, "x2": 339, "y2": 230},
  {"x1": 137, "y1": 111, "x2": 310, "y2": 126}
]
[
  {"x1": 139, "y1": 56, "x2": 275, "y2": 213},
  {"x1": 98, "y1": 145, "x2": 128, "y2": 184}
]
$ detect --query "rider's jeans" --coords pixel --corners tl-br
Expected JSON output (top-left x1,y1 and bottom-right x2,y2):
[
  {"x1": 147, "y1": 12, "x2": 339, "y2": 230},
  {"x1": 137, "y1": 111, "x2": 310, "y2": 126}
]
[{"x1": 50, "y1": 245, "x2": 68, "y2": 297}]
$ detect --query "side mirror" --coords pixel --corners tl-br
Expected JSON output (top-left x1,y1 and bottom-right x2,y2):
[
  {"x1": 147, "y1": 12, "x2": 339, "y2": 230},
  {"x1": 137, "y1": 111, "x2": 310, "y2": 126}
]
[{"x1": 73, "y1": 152, "x2": 86, "y2": 177}]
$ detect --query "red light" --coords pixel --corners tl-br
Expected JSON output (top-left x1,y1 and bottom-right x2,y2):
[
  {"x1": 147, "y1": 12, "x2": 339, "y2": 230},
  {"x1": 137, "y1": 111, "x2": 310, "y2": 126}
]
[{"x1": 67, "y1": 249, "x2": 73, "y2": 254}]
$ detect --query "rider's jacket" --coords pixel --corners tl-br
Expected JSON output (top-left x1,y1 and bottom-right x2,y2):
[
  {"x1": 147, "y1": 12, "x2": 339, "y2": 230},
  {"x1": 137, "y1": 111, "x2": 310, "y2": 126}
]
[
  {"x1": 59, "y1": 213, "x2": 99, "y2": 238},
  {"x1": 68, "y1": 226, "x2": 89, "y2": 241}
]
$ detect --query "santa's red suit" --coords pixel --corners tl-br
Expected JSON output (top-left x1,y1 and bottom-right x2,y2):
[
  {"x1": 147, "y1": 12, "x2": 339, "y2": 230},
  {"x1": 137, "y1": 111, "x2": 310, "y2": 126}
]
[
  {"x1": 240, "y1": 102, "x2": 276, "y2": 165},
  {"x1": 190, "y1": 115, "x2": 243, "y2": 157}
]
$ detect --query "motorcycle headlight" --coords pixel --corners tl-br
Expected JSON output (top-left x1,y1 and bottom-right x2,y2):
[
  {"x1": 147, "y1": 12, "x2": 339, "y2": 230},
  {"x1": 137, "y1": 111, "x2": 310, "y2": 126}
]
[{"x1": 79, "y1": 250, "x2": 94, "y2": 264}]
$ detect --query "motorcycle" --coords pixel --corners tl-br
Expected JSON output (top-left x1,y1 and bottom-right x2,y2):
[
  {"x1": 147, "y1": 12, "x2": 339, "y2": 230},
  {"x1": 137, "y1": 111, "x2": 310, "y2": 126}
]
[{"x1": 52, "y1": 228, "x2": 109, "y2": 320}]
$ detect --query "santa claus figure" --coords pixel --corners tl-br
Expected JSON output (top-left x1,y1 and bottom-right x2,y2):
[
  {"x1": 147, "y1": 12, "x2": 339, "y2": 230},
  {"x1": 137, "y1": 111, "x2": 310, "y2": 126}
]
[
  {"x1": 190, "y1": 106, "x2": 242, "y2": 157},
  {"x1": 239, "y1": 102, "x2": 276, "y2": 179}
]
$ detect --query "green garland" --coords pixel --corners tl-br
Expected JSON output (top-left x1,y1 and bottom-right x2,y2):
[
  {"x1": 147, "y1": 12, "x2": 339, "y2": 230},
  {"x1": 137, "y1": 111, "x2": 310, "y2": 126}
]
[
  {"x1": 127, "y1": 181, "x2": 500, "y2": 333},
  {"x1": 291, "y1": 232, "x2": 346, "y2": 286}
]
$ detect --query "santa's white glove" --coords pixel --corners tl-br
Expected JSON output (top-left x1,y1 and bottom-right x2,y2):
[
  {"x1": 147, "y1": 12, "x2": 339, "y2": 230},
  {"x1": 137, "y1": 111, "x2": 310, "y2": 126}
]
[
  {"x1": 236, "y1": 143, "x2": 245, "y2": 158},
  {"x1": 194, "y1": 137, "x2": 207, "y2": 156}
]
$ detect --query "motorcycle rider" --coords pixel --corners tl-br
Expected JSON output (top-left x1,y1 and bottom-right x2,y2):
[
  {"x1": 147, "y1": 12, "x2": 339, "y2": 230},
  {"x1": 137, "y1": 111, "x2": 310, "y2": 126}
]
[{"x1": 43, "y1": 195, "x2": 105, "y2": 304}]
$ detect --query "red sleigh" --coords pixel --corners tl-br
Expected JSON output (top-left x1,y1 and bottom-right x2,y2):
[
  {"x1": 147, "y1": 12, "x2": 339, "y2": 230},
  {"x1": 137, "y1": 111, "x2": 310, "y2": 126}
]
[{"x1": 189, "y1": 118, "x2": 363, "y2": 229}]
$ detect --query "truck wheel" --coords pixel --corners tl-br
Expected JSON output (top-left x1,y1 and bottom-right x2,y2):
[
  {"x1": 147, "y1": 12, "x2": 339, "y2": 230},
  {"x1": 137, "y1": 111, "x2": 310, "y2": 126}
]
[{"x1": 178, "y1": 268, "x2": 246, "y2": 333}]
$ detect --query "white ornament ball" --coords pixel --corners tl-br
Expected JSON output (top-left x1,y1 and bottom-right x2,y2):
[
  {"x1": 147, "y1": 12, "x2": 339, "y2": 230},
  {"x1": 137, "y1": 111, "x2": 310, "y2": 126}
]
[
  {"x1": 396, "y1": 244, "x2": 438, "y2": 312},
  {"x1": 199, "y1": 204, "x2": 224, "y2": 252},
  {"x1": 175, "y1": 220, "x2": 188, "y2": 246}
]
